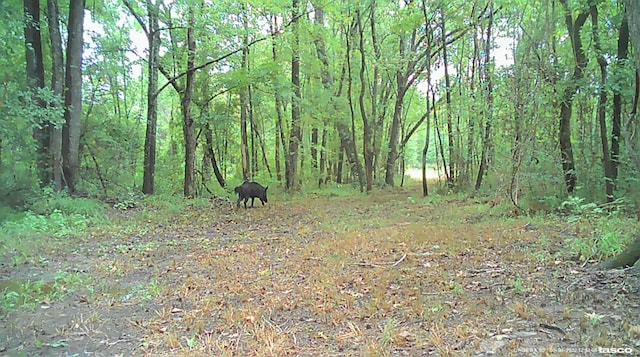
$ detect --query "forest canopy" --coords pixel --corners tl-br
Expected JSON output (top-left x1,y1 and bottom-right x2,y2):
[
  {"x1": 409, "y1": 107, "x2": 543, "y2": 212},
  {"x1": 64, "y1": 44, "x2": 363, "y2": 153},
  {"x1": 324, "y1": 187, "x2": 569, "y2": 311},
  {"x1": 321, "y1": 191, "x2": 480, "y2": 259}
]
[{"x1": 1, "y1": 0, "x2": 640, "y2": 210}]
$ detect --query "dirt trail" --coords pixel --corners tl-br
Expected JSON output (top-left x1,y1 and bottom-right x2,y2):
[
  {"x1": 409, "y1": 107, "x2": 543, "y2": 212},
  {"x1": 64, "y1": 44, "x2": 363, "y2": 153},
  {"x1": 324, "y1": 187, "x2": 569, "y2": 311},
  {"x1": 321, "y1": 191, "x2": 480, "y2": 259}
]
[{"x1": 1, "y1": 191, "x2": 639, "y2": 356}]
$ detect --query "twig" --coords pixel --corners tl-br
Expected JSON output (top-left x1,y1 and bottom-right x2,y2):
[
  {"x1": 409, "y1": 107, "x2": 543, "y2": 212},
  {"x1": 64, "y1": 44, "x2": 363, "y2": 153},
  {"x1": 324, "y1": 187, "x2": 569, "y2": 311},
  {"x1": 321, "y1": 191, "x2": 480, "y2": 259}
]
[
  {"x1": 469, "y1": 268, "x2": 506, "y2": 275},
  {"x1": 354, "y1": 253, "x2": 408, "y2": 268},
  {"x1": 539, "y1": 323, "x2": 566, "y2": 335},
  {"x1": 392, "y1": 253, "x2": 407, "y2": 267},
  {"x1": 108, "y1": 339, "x2": 130, "y2": 347}
]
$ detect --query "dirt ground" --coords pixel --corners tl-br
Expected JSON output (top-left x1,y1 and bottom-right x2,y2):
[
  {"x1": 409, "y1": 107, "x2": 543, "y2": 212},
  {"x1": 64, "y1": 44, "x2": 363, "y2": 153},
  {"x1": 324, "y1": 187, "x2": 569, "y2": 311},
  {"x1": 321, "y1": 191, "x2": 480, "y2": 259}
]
[{"x1": 1, "y1": 187, "x2": 639, "y2": 356}]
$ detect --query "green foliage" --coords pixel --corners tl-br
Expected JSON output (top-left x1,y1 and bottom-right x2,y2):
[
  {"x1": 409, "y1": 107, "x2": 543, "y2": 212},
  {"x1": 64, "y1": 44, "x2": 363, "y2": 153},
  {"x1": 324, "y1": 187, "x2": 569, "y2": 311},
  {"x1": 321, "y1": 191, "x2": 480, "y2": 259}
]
[
  {"x1": 560, "y1": 197, "x2": 637, "y2": 261},
  {"x1": 30, "y1": 189, "x2": 107, "y2": 216},
  {"x1": 0, "y1": 194, "x2": 108, "y2": 265},
  {"x1": 0, "y1": 270, "x2": 89, "y2": 314}
]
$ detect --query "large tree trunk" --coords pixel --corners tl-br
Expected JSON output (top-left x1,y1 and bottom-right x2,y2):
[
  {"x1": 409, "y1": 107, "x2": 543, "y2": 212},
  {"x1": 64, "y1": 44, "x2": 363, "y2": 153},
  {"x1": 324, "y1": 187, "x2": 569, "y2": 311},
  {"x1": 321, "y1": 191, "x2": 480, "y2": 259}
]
[
  {"x1": 628, "y1": 0, "x2": 640, "y2": 72},
  {"x1": 270, "y1": 16, "x2": 285, "y2": 183},
  {"x1": 182, "y1": 8, "x2": 197, "y2": 198},
  {"x1": 123, "y1": 0, "x2": 160, "y2": 194},
  {"x1": 596, "y1": 237, "x2": 640, "y2": 270},
  {"x1": 143, "y1": 0, "x2": 160, "y2": 195},
  {"x1": 558, "y1": 0, "x2": 589, "y2": 194},
  {"x1": 286, "y1": 0, "x2": 302, "y2": 191},
  {"x1": 356, "y1": 10, "x2": 373, "y2": 192},
  {"x1": 591, "y1": 5, "x2": 614, "y2": 202},
  {"x1": 47, "y1": 0, "x2": 64, "y2": 192},
  {"x1": 623, "y1": 0, "x2": 640, "y2": 170},
  {"x1": 240, "y1": 43, "x2": 250, "y2": 181},
  {"x1": 441, "y1": 14, "x2": 455, "y2": 187},
  {"x1": 345, "y1": 20, "x2": 365, "y2": 192},
  {"x1": 24, "y1": 0, "x2": 49, "y2": 185},
  {"x1": 62, "y1": 0, "x2": 85, "y2": 194},
  {"x1": 475, "y1": 3, "x2": 494, "y2": 190},
  {"x1": 384, "y1": 37, "x2": 406, "y2": 187},
  {"x1": 611, "y1": 15, "x2": 628, "y2": 182}
]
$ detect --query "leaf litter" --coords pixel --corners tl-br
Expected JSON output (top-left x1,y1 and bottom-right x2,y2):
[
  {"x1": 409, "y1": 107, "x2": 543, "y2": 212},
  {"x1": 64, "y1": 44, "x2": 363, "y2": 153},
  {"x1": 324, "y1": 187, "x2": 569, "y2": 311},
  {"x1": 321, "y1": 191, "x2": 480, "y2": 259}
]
[{"x1": 1, "y1": 186, "x2": 639, "y2": 356}]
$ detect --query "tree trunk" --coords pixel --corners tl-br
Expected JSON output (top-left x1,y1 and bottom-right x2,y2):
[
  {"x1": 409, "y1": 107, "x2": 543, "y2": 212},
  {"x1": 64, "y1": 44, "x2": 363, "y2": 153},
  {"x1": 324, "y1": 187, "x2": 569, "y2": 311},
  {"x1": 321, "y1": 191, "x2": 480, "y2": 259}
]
[
  {"x1": 143, "y1": 0, "x2": 160, "y2": 195},
  {"x1": 286, "y1": 0, "x2": 302, "y2": 191},
  {"x1": 249, "y1": 84, "x2": 258, "y2": 175},
  {"x1": 345, "y1": 22, "x2": 364, "y2": 193},
  {"x1": 475, "y1": 3, "x2": 494, "y2": 190},
  {"x1": 558, "y1": 1, "x2": 589, "y2": 194},
  {"x1": 204, "y1": 122, "x2": 226, "y2": 188},
  {"x1": 441, "y1": 14, "x2": 455, "y2": 187},
  {"x1": 62, "y1": 0, "x2": 85, "y2": 194},
  {"x1": 182, "y1": 8, "x2": 197, "y2": 198},
  {"x1": 435, "y1": 102, "x2": 449, "y2": 182},
  {"x1": 611, "y1": 14, "x2": 628, "y2": 182},
  {"x1": 591, "y1": 5, "x2": 614, "y2": 202},
  {"x1": 356, "y1": 10, "x2": 373, "y2": 192},
  {"x1": 250, "y1": 108, "x2": 272, "y2": 178},
  {"x1": 24, "y1": 0, "x2": 49, "y2": 185},
  {"x1": 596, "y1": 237, "x2": 640, "y2": 270},
  {"x1": 422, "y1": 91, "x2": 432, "y2": 197},
  {"x1": 270, "y1": 16, "x2": 284, "y2": 183},
  {"x1": 47, "y1": 0, "x2": 64, "y2": 192},
  {"x1": 240, "y1": 40, "x2": 250, "y2": 181},
  {"x1": 384, "y1": 37, "x2": 406, "y2": 187},
  {"x1": 319, "y1": 128, "x2": 328, "y2": 185},
  {"x1": 627, "y1": 0, "x2": 640, "y2": 72}
]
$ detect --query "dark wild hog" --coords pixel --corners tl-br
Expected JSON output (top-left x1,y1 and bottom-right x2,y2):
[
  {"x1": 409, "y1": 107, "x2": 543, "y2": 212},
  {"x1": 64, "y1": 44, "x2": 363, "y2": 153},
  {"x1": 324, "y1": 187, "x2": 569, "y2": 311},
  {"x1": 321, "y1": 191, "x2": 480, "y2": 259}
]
[{"x1": 234, "y1": 181, "x2": 268, "y2": 209}]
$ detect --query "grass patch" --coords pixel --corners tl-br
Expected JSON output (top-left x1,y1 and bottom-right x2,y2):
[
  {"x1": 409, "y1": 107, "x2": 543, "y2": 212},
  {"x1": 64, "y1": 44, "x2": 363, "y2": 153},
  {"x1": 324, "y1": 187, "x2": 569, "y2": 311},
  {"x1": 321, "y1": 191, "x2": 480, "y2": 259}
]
[
  {"x1": 0, "y1": 210, "x2": 96, "y2": 265},
  {"x1": 0, "y1": 270, "x2": 90, "y2": 314}
]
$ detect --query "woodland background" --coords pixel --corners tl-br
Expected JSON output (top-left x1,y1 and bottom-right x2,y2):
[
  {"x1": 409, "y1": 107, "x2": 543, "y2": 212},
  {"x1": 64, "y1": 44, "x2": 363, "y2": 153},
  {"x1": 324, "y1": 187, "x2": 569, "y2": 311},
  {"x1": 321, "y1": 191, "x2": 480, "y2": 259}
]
[{"x1": 2, "y1": 0, "x2": 640, "y2": 211}]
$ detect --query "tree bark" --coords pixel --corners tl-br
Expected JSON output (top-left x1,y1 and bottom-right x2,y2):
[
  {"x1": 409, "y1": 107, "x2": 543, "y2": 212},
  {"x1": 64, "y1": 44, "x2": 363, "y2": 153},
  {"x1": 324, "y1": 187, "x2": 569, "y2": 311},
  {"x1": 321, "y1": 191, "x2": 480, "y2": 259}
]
[
  {"x1": 24, "y1": 0, "x2": 49, "y2": 185},
  {"x1": 270, "y1": 16, "x2": 284, "y2": 183},
  {"x1": 441, "y1": 13, "x2": 455, "y2": 187},
  {"x1": 204, "y1": 122, "x2": 226, "y2": 188},
  {"x1": 623, "y1": 0, "x2": 640, "y2": 172},
  {"x1": 181, "y1": 8, "x2": 197, "y2": 197},
  {"x1": 475, "y1": 3, "x2": 494, "y2": 190},
  {"x1": 47, "y1": 0, "x2": 64, "y2": 192},
  {"x1": 611, "y1": 14, "x2": 628, "y2": 182},
  {"x1": 240, "y1": 42, "x2": 250, "y2": 181},
  {"x1": 142, "y1": 0, "x2": 160, "y2": 195},
  {"x1": 422, "y1": 91, "x2": 432, "y2": 197},
  {"x1": 558, "y1": 0, "x2": 589, "y2": 194},
  {"x1": 627, "y1": 0, "x2": 640, "y2": 72},
  {"x1": 596, "y1": 237, "x2": 640, "y2": 270},
  {"x1": 286, "y1": 0, "x2": 302, "y2": 191},
  {"x1": 384, "y1": 37, "x2": 406, "y2": 187},
  {"x1": 356, "y1": 9, "x2": 373, "y2": 192},
  {"x1": 345, "y1": 18, "x2": 365, "y2": 192},
  {"x1": 62, "y1": 0, "x2": 85, "y2": 194},
  {"x1": 590, "y1": 5, "x2": 614, "y2": 202}
]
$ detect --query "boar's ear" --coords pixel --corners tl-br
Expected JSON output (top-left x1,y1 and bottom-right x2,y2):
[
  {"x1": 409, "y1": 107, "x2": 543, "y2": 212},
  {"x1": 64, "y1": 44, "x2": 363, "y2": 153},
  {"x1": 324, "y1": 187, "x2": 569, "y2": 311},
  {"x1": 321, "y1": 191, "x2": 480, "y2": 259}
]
[{"x1": 265, "y1": 186, "x2": 268, "y2": 191}]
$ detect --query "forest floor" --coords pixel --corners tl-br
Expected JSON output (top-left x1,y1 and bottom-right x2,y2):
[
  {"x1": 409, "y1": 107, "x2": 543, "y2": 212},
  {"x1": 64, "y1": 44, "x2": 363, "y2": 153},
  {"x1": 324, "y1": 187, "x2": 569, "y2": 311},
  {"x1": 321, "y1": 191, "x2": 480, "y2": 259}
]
[{"x1": 1, "y1": 182, "x2": 640, "y2": 356}]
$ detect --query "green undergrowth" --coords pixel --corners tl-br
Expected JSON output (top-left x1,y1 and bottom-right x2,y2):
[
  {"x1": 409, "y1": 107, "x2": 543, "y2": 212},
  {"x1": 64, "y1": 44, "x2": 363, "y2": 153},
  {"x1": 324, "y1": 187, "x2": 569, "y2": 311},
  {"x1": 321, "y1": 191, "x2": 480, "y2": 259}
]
[
  {"x1": 559, "y1": 196, "x2": 638, "y2": 262},
  {"x1": 1, "y1": 191, "x2": 111, "y2": 265},
  {"x1": 0, "y1": 269, "x2": 90, "y2": 314}
]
